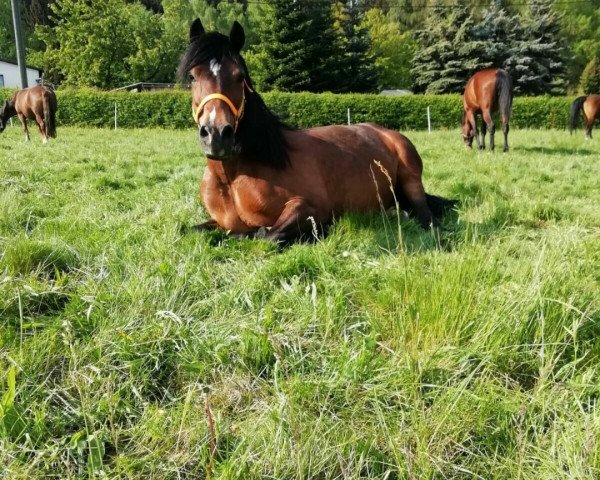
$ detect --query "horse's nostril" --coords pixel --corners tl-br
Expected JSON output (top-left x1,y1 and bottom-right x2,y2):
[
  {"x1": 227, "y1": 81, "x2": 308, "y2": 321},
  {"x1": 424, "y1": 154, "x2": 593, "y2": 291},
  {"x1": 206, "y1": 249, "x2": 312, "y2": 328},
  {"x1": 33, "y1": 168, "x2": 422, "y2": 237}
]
[
  {"x1": 221, "y1": 125, "x2": 234, "y2": 141},
  {"x1": 199, "y1": 126, "x2": 210, "y2": 139}
]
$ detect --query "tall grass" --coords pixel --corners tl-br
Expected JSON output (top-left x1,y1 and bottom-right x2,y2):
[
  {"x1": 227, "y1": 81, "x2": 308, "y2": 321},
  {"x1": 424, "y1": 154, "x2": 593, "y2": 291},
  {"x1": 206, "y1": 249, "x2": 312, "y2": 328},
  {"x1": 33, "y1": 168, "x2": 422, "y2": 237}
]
[{"x1": 0, "y1": 126, "x2": 598, "y2": 479}]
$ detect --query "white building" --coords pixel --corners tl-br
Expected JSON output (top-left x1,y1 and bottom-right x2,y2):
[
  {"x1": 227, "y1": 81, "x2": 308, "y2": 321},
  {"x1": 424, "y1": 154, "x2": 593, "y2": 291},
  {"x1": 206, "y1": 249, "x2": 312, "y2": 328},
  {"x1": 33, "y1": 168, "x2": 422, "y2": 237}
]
[{"x1": 0, "y1": 59, "x2": 42, "y2": 89}]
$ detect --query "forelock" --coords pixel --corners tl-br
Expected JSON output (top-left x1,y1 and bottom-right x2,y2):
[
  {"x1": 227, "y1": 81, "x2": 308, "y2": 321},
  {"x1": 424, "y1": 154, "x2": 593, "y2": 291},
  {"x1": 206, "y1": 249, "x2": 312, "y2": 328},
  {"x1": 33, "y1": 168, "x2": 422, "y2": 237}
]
[{"x1": 178, "y1": 31, "x2": 241, "y2": 81}]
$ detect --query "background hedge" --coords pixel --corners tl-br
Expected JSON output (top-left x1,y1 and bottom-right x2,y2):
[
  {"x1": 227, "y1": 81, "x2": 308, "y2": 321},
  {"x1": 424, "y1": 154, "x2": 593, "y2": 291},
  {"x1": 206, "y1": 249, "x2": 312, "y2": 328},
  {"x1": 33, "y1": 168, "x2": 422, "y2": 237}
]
[{"x1": 0, "y1": 88, "x2": 576, "y2": 130}]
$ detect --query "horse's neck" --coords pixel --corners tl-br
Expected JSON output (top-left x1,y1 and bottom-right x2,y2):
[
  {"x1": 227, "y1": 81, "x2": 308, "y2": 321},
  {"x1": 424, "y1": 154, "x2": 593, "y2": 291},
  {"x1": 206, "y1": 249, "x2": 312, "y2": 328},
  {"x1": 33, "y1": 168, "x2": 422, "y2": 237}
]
[
  {"x1": 207, "y1": 158, "x2": 242, "y2": 184},
  {"x1": 1, "y1": 102, "x2": 16, "y2": 120}
]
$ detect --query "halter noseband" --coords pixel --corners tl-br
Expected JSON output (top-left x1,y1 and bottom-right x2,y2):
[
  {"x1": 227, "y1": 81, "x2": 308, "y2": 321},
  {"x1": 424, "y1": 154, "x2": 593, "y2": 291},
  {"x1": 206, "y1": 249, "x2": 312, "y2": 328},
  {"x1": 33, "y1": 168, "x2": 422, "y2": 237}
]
[{"x1": 192, "y1": 79, "x2": 253, "y2": 131}]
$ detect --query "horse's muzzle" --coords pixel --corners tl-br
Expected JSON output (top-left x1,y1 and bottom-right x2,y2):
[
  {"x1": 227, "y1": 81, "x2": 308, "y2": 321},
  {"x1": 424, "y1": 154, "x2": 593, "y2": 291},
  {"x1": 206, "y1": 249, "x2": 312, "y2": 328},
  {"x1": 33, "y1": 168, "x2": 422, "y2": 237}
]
[{"x1": 199, "y1": 123, "x2": 235, "y2": 160}]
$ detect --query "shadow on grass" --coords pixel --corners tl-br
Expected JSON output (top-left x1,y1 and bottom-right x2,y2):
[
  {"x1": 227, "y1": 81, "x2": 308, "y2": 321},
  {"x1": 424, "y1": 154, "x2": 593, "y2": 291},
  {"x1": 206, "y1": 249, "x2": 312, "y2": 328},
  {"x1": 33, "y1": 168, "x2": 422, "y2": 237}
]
[
  {"x1": 515, "y1": 146, "x2": 596, "y2": 156},
  {"x1": 180, "y1": 199, "x2": 519, "y2": 255}
]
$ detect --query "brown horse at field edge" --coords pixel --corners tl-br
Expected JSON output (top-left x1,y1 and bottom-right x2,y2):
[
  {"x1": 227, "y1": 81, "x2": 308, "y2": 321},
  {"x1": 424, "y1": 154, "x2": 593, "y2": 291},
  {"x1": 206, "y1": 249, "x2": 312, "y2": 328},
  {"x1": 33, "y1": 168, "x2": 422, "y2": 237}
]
[
  {"x1": 179, "y1": 19, "x2": 456, "y2": 242},
  {"x1": 0, "y1": 85, "x2": 57, "y2": 143},
  {"x1": 569, "y1": 94, "x2": 600, "y2": 139},
  {"x1": 462, "y1": 68, "x2": 513, "y2": 152}
]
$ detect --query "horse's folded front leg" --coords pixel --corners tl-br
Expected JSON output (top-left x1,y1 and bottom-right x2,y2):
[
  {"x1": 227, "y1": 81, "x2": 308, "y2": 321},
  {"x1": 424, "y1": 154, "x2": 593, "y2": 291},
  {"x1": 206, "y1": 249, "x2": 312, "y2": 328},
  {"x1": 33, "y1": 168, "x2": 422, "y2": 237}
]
[
  {"x1": 192, "y1": 219, "x2": 220, "y2": 232},
  {"x1": 260, "y1": 198, "x2": 320, "y2": 243}
]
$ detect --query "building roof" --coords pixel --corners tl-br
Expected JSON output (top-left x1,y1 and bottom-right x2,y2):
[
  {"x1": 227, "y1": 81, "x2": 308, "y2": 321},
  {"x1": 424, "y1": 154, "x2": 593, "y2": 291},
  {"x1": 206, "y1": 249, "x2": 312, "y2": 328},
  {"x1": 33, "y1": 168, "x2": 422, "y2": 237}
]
[
  {"x1": 113, "y1": 82, "x2": 176, "y2": 92},
  {"x1": 379, "y1": 89, "x2": 413, "y2": 96},
  {"x1": 0, "y1": 58, "x2": 42, "y2": 72}
]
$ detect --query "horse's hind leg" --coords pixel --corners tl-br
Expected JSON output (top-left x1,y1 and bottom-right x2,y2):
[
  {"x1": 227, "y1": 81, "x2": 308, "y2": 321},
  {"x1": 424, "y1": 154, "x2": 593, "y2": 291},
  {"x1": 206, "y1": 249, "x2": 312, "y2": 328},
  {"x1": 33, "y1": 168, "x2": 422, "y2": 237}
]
[
  {"x1": 35, "y1": 114, "x2": 48, "y2": 144},
  {"x1": 397, "y1": 179, "x2": 435, "y2": 229},
  {"x1": 585, "y1": 120, "x2": 593, "y2": 139},
  {"x1": 18, "y1": 114, "x2": 30, "y2": 142},
  {"x1": 482, "y1": 110, "x2": 495, "y2": 151},
  {"x1": 502, "y1": 117, "x2": 509, "y2": 152}
]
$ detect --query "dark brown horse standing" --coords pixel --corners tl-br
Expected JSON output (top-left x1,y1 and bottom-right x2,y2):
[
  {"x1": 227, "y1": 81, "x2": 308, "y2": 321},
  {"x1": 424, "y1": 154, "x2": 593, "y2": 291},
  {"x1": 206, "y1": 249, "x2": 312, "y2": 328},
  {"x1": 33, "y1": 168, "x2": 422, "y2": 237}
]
[
  {"x1": 0, "y1": 85, "x2": 57, "y2": 143},
  {"x1": 179, "y1": 19, "x2": 455, "y2": 242},
  {"x1": 462, "y1": 68, "x2": 513, "y2": 152},
  {"x1": 569, "y1": 94, "x2": 600, "y2": 139}
]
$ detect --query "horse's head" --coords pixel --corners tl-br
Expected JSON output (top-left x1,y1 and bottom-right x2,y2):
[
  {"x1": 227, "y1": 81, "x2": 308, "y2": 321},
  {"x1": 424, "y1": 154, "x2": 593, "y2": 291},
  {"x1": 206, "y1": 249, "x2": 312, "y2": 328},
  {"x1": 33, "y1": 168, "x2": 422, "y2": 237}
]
[
  {"x1": 179, "y1": 19, "x2": 250, "y2": 160},
  {"x1": 0, "y1": 100, "x2": 9, "y2": 133}
]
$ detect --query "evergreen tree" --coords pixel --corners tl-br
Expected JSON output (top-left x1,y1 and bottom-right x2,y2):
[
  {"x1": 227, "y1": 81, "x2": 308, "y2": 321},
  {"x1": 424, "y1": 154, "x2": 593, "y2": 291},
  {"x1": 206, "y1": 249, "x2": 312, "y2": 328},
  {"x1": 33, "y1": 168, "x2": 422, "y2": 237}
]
[
  {"x1": 303, "y1": 0, "x2": 344, "y2": 92},
  {"x1": 474, "y1": 0, "x2": 519, "y2": 68},
  {"x1": 474, "y1": 0, "x2": 566, "y2": 95},
  {"x1": 254, "y1": 0, "x2": 342, "y2": 92},
  {"x1": 579, "y1": 57, "x2": 600, "y2": 94},
  {"x1": 254, "y1": 1, "x2": 312, "y2": 91},
  {"x1": 519, "y1": 0, "x2": 566, "y2": 95},
  {"x1": 337, "y1": 1, "x2": 378, "y2": 92},
  {"x1": 411, "y1": 5, "x2": 488, "y2": 94}
]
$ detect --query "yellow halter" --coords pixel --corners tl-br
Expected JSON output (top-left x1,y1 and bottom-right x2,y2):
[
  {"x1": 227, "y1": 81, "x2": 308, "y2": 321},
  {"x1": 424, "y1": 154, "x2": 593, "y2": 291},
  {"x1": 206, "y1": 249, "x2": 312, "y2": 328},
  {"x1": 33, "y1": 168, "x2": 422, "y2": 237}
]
[{"x1": 192, "y1": 80, "x2": 253, "y2": 130}]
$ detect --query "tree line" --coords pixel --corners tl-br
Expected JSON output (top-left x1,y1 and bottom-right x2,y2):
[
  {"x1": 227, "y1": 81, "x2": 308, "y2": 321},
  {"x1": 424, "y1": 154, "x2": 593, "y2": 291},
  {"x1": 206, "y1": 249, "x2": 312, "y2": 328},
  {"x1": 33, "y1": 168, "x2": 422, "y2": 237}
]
[{"x1": 0, "y1": 0, "x2": 599, "y2": 94}]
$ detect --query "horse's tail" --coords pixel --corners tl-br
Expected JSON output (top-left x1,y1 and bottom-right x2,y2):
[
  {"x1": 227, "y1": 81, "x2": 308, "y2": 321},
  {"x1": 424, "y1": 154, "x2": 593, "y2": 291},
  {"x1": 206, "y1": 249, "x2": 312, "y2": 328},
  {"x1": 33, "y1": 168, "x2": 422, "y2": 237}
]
[
  {"x1": 43, "y1": 90, "x2": 57, "y2": 138},
  {"x1": 569, "y1": 96, "x2": 587, "y2": 133},
  {"x1": 496, "y1": 69, "x2": 513, "y2": 122},
  {"x1": 426, "y1": 194, "x2": 459, "y2": 218}
]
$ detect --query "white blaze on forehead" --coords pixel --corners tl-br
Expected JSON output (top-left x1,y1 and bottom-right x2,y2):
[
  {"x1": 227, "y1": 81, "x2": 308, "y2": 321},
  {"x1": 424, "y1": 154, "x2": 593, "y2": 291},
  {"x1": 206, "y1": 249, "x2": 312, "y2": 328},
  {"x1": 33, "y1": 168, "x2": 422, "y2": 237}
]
[
  {"x1": 209, "y1": 107, "x2": 216, "y2": 123},
  {"x1": 209, "y1": 59, "x2": 221, "y2": 77}
]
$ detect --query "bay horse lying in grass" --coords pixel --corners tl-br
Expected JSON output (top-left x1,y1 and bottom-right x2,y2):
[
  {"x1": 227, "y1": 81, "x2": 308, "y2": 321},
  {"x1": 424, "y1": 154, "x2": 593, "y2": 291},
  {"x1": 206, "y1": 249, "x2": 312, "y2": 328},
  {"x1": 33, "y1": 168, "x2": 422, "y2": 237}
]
[
  {"x1": 179, "y1": 19, "x2": 456, "y2": 243},
  {"x1": 462, "y1": 68, "x2": 513, "y2": 152},
  {"x1": 569, "y1": 94, "x2": 600, "y2": 139},
  {"x1": 0, "y1": 85, "x2": 57, "y2": 143}
]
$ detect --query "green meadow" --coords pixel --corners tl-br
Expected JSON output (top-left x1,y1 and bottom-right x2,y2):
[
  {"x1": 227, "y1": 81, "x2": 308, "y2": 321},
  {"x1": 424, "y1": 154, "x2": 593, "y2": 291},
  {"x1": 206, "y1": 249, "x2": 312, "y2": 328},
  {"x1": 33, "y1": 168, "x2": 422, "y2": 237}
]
[{"x1": 0, "y1": 126, "x2": 598, "y2": 479}]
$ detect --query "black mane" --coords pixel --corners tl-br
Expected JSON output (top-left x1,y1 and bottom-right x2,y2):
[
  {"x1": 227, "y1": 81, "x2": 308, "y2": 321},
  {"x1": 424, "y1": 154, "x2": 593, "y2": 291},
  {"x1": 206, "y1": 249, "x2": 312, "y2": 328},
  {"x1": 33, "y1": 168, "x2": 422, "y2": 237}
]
[{"x1": 178, "y1": 31, "x2": 291, "y2": 169}]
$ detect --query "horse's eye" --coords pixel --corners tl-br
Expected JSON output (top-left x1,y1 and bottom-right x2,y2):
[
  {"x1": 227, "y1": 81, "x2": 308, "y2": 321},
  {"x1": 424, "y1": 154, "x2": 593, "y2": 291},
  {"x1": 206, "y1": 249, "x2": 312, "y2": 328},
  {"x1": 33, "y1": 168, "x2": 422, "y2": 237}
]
[{"x1": 188, "y1": 73, "x2": 195, "y2": 82}]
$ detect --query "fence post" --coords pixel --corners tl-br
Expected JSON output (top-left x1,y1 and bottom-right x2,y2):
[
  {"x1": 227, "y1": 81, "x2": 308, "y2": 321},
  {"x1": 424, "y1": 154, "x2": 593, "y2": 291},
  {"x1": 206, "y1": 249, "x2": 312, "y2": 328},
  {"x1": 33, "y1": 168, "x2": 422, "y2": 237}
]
[
  {"x1": 427, "y1": 106, "x2": 431, "y2": 133},
  {"x1": 347, "y1": 107, "x2": 351, "y2": 125}
]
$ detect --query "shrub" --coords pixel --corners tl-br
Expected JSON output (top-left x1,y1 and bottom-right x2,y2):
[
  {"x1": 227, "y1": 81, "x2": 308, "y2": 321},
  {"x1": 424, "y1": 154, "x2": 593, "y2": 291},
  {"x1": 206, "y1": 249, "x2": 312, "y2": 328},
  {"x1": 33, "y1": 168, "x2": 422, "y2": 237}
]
[
  {"x1": 0, "y1": 88, "x2": 575, "y2": 130},
  {"x1": 579, "y1": 57, "x2": 600, "y2": 94}
]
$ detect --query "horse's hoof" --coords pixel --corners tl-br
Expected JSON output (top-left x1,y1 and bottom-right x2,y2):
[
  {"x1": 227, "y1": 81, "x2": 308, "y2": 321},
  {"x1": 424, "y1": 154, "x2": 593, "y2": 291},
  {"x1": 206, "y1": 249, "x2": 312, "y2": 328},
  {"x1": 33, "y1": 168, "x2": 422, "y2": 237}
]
[{"x1": 255, "y1": 227, "x2": 269, "y2": 239}]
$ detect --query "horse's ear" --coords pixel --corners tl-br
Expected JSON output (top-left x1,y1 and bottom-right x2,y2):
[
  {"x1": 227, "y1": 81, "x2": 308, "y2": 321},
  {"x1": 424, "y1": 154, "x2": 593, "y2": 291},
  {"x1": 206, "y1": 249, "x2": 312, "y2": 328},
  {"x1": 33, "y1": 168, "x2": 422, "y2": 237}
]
[
  {"x1": 189, "y1": 18, "x2": 205, "y2": 42},
  {"x1": 229, "y1": 21, "x2": 245, "y2": 53}
]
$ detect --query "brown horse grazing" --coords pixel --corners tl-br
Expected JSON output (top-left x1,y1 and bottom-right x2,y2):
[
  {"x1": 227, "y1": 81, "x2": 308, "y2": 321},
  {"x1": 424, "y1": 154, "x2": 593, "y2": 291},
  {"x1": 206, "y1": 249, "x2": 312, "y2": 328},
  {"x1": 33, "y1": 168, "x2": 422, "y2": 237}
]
[
  {"x1": 569, "y1": 94, "x2": 600, "y2": 139},
  {"x1": 0, "y1": 86, "x2": 57, "y2": 143},
  {"x1": 178, "y1": 19, "x2": 456, "y2": 243},
  {"x1": 462, "y1": 68, "x2": 513, "y2": 152}
]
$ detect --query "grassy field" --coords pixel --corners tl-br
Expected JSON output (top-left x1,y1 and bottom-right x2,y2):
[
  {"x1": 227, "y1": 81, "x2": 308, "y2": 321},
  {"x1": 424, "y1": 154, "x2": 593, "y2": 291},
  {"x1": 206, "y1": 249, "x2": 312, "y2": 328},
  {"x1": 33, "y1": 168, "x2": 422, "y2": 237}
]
[{"x1": 0, "y1": 125, "x2": 598, "y2": 479}]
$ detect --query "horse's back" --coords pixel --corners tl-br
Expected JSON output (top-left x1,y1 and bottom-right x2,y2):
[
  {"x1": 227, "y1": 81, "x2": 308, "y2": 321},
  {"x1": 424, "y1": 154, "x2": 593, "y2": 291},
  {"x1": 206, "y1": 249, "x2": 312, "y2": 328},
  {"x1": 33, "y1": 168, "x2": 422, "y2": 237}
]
[
  {"x1": 14, "y1": 86, "x2": 55, "y2": 117},
  {"x1": 296, "y1": 123, "x2": 420, "y2": 173},
  {"x1": 285, "y1": 123, "x2": 423, "y2": 213},
  {"x1": 584, "y1": 95, "x2": 600, "y2": 118},
  {"x1": 464, "y1": 68, "x2": 506, "y2": 110}
]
